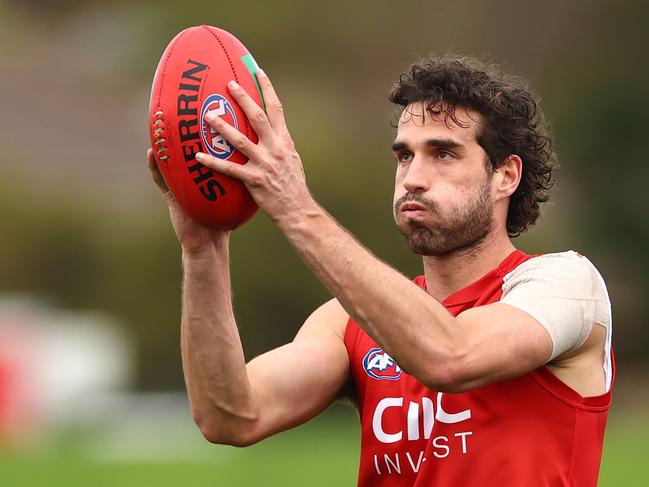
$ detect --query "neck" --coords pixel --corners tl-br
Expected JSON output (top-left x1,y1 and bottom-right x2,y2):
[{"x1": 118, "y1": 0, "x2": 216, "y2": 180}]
[{"x1": 422, "y1": 230, "x2": 516, "y2": 302}]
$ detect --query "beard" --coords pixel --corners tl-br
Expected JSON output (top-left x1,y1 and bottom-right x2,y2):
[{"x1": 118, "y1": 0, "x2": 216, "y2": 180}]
[{"x1": 394, "y1": 180, "x2": 494, "y2": 257}]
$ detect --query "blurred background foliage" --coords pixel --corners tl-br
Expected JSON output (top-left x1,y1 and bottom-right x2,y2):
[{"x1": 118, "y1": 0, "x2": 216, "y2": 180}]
[{"x1": 0, "y1": 0, "x2": 647, "y2": 393}]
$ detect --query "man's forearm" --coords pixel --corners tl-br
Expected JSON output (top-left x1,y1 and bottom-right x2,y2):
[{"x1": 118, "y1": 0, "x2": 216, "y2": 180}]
[
  {"x1": 275, "y1": 200, "x2": 458, "y2": 384},
  {"x1": 181, "y1": 242, "x2": 257, "y2": 442}
]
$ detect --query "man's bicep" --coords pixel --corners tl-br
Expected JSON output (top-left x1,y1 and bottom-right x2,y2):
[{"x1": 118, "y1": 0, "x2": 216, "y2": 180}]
[
  {"x1": 244, "y1": 298, "x2": 350, "y2": 441},
  {"x1": 452, "y1": 303, "x2": 553, "y2": 390}
]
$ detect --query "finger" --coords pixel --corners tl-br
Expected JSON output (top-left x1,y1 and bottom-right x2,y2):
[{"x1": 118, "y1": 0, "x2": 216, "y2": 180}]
[
  {"x1": 226, "y1": 80, "x2": 273, "y2": 140},
  {"x1": 196, "y1": 151, "x2": 253, "y2": 182},
  {"x1": 255, "y1": 69, "x2": 290, "y2": 137},
  {"x1": 204, "y1": 111, "x2": 261, "y2": 159},
  {"x1": 146, "y1": 148, "x2": 171, "y2": 194}
]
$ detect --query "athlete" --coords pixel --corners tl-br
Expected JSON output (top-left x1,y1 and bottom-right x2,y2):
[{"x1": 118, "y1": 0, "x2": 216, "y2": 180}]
[{"x1": 147, "y1": 56, "x2": 613, "y2": 486}]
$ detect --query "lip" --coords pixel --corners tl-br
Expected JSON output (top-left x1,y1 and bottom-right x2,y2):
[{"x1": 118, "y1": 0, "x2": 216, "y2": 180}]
[
  {"x1": 402, "y1": 209, "x2": 428, "y2": 219},
  {"x1": 400, "y1": 202, "x2": 427, "y2": 213}
]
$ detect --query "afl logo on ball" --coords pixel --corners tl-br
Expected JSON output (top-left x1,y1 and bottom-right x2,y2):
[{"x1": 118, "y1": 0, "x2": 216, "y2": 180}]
[
  {"x1": 363, "y1": 347, "x2": 402, "y2": 381},
  {"x1": 200, "y1": 94, "x2": 238, "y2": 160}
]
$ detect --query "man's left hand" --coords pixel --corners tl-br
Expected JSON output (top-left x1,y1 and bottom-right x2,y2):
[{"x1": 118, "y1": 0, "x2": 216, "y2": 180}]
[{"x1": 196, "y1": 70, "x2": 315, "y2": 224}]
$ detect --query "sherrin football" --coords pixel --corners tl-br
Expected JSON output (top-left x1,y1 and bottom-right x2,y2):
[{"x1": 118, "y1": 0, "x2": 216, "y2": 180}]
[{"x1": 148, "y1": 25, "x2": 263, "y2": 230}]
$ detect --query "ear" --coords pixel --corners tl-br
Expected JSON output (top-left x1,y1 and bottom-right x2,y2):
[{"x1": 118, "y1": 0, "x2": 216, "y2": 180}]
[{"x1": 492, "y1": 155, "x2": 522, "y2": 201}]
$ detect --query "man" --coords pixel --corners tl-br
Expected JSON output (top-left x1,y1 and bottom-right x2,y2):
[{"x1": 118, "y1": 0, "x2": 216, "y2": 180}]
[{"x1": 146, "y1": 56, "x2": 613, "y2": 486}]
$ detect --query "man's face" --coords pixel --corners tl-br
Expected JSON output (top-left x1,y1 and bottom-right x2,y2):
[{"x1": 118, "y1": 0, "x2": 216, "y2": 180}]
[{"x1": 392, "y1": 103, "x2": 495, "y2": 256}]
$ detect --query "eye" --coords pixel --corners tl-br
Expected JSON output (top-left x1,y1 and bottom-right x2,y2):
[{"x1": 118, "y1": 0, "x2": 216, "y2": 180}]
[
  {"x1": 396, "y1": 151, "x2": 414, "y2": 163},
  {"x1": 437, "y1": 150, "x2": 453, "y2": 161}
]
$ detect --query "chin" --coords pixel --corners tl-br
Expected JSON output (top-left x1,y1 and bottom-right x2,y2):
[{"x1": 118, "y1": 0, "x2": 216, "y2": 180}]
[{"x1": 399, "y1": 222, "x2": 493, "y2": 258}]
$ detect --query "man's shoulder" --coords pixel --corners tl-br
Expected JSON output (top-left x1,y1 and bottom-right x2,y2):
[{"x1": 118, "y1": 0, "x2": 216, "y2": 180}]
[
  {"x1": 297, "y1": 298, "x2": 349, "y2": 343},
  {"x1": 504, "y1": 250, "x2": 606, "y2": 287},
  {"x1": 499, "y1": 249, "x2": 612, "y2": 366},
  {"x1": 501, "y1": 249, "x2": 611, "y2": 325}
]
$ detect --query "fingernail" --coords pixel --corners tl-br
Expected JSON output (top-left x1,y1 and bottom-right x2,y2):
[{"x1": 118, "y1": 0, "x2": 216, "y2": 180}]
[
  {"x1": 205, "y1": 111, "x2": 216, "y2": 122},
  {"x1": 228, "y1": 80, "x2": 239, "y2": 89},
  {"x1": 257, "y1": 68, "x2": 266, "y2": 78},
  {"x1": 196, "y1": 152, "x2": 206, "y2": 161}
]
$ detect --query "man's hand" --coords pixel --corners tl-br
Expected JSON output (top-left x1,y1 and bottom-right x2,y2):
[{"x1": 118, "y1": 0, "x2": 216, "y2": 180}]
[
  {"x1": 146, "y1": 148, "x2": 229, "y2": 255},
  {"x1": 194, "y1": 70, "x2": 317, "y2": 224},
  {"x1": 148, "y1": 147, "x2": 350, "y2": 448}
]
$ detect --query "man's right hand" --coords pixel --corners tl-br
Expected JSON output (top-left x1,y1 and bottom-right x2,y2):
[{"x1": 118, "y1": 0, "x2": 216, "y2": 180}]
[{"x1": 146, "y1": 148, "x2": 229, "y2": 255}]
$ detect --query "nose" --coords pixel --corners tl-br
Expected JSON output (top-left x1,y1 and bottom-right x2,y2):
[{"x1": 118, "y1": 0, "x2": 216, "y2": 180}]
[{"x1": 401, "y1": 157, "x2": 431, "y2": 193}]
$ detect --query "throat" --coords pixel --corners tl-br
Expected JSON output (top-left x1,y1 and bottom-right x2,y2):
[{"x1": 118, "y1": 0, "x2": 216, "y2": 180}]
[{"x1": 422, "y1": 240, "x2": 516, "y2": 302}]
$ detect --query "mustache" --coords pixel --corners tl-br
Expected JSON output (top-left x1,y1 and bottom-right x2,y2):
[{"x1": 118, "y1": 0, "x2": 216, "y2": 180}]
[{"x1": 394, "y1": 192, "x2": 438, "y2": 214}]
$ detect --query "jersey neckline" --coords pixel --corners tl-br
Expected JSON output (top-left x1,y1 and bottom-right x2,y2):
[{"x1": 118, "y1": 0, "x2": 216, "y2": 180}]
[{"x1": 413, "y1": 249, "x2": 533, "y2": 307}]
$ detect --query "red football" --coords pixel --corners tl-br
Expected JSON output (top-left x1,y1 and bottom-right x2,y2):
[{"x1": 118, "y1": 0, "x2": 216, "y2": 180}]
[{"x1": 148, "y1": 25, "x2": 263, "y2": 230}]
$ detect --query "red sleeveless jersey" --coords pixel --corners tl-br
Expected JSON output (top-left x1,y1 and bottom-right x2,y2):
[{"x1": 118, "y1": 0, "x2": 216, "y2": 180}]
[{"x1": 344, "y1": 250, "x2": 614, "y2": 486}]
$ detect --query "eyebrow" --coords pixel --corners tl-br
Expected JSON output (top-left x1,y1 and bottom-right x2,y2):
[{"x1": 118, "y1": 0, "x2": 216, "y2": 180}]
[{"x1": 391, "y1": 138, "x2": 464, "y2": 152}]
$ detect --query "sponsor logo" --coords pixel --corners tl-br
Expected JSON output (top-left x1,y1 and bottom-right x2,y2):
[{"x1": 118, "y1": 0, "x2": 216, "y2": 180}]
[
  {"x1": 372, "y1": 394, "x2": 472, "y2": 444},
  {"x1": 200, "y1": 94, "x2": 238, "y2": 160},
  {"x1": 370, "y1": 394, "x2": 473, "y2": 475},
  {"x1": 176, "y1": 59, "x2": 225, "y2": 202},
  {"x1": 363, "y1": 348, "x2": 402, "y2": 380}
]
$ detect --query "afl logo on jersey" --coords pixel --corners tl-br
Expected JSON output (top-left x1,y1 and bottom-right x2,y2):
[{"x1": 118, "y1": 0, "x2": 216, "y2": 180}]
[{"x1": 363, "y1": 347, "x2": 402, "y2": 381}]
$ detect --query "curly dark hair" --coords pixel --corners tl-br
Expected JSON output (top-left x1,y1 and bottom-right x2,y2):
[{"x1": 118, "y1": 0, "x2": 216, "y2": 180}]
[{"x1": 389, "y1": 55, "x2": 556, "y2": 237}]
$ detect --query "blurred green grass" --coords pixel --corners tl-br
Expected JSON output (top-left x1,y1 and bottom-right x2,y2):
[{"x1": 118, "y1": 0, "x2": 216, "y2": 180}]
[
  {"x1": 599, "y1": 412, "x2": 649, "y2": 487},
  {"x1": 1, "y1": 408, "x2": 646, "y2": 486}
]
